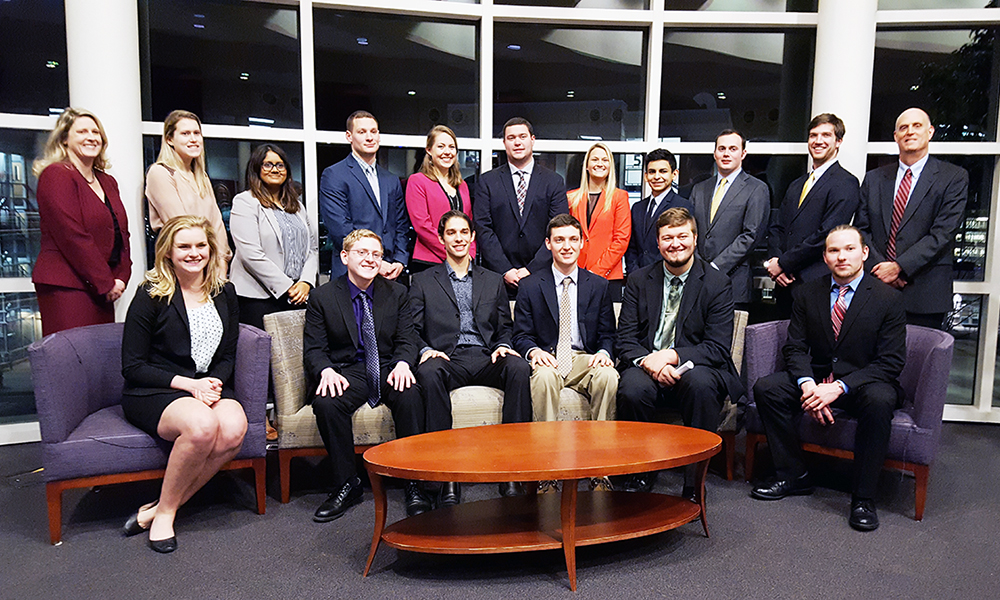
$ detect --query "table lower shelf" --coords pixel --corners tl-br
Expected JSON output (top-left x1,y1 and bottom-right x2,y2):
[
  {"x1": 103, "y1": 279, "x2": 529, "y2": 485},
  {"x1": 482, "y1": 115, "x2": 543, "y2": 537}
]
[{"x1": 381, "y1": 490, "x2": 702, "y2": 554}]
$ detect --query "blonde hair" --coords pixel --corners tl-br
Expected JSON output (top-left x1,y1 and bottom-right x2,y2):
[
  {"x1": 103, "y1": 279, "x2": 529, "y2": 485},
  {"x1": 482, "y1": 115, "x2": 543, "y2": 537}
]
[
  {"x1": 33, "y1": 108, "x2": 111, "y2": 176},
  {"x1": 419, "y1": 125, "x2": 463, "y2": 189},
  {"x1": 156, "y1": 110, "x2": 212, "y2": 197},
  {"x1": 145, "y1": 215, "x2": 227, "y2": 302},
  {"x1": 342, "y1": 229, "x2": 383, "y2": 253},
  {"x1": 569, "y1": 142, "x2": 617, "y2": 214}
]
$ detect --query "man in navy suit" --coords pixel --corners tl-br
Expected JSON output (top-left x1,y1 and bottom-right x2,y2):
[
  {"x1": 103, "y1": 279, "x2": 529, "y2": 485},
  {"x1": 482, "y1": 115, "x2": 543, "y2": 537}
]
[
  {"x1": 766, "y1": 114, "x2": 860, "y2": 317},
  {"x1": 319, "y1": 111, "x2": 410, "y2": 280},
  {"x1": 690, "y1": 129, "x2": 770, "y2": 310},
  {"x1": 625, "y1": 148, "x2": 694, "y2": 276},
  {"x1": 474, "y1": 117, "x2": 568, "y2": 294},
  {"x1": 855, "y1": 107, "x2": 968, "y2": 330}
]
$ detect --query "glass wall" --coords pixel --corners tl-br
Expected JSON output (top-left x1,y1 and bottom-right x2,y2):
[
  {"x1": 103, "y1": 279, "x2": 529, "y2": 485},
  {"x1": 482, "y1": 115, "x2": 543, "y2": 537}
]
[{"x1": 0, "y1": 0, "x2": 68, "y2": 116}]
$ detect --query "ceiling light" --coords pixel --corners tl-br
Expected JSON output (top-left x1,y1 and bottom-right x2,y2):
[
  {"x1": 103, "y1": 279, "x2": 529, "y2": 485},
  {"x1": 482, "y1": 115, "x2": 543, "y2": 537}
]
[
  {"x1": 357, "y1": 37, "x2": 368, "y2": 46},
  {"x1": 507, "y1": 44, "x2": 521, "y2": 51}
]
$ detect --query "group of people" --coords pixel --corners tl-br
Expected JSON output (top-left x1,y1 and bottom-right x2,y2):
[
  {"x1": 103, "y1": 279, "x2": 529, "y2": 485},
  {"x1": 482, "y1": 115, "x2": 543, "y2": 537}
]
[{"x1": 30, "y1": 102, "x2": 966, "y2": 552}]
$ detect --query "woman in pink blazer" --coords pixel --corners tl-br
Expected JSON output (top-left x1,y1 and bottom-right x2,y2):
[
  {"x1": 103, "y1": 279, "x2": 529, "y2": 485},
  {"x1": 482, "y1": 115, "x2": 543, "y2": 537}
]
[{"x1": 405, "y1": 125, "x2": 475, "y2": 273}]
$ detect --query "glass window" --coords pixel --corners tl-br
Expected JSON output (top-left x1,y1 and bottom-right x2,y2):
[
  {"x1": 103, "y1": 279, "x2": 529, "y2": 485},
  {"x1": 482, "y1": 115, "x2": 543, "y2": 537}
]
[
  {"x1": 0, "y1": 293, "x2": 42, "y2": 423},
  {"x1": 0, "y1": 129, "x2": 47, "y2": 278},
  {"x1": 494, "y1": 24, "x2": 647, "y2": 140},
  {"x1": 487, "y1": 150, "x2": 644, "y2": 200},
  {"x1": 498, "y1": 0, "x2": 648, "y2": 8},
  {"x1": 665, "y1": 0, "x2": 816, "y2": 10},
  {"x1": 659, "y1": 29, "x2": 815, "y2": 142},
  {"x1": 139, "y1": 0, "x2": 303, "y2": 128},
  {"x1": 313, "y1": 9, "x2": 479, "y2": 137},
  {"x1": 945, "y1": 294, "x2": 981, "y2": 406},
  {"x1": 878, "y1": 0, "x2": 990, "y2": 8},
  {"x1": 871, "y1": 27, "x2": 999, "y2": 142},
  {"x1": 0, "y1": 0, "x2": 68, "y2": 115}
]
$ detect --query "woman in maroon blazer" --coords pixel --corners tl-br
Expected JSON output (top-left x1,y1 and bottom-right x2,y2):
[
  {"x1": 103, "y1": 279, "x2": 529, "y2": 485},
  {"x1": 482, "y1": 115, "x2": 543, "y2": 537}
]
[
  {"x1": 32, "y1": 108, "x2": 131, "y2": 336},
  {"x1": 405, "y1": 125, "x2": 475, "y2": 273}
]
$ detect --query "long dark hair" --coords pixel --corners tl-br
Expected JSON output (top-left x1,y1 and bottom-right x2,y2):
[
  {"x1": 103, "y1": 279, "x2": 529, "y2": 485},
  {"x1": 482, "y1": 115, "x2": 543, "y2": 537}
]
[{"x1": 245, "y1": 143, "x2": 300, "y2": 213}]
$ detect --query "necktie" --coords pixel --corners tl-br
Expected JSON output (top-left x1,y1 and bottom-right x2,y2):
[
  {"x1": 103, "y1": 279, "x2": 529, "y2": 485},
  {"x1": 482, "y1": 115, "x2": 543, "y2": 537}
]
[
  {"x1": 364, "y1": 164, "x2": 381, "y2": 209},
  {"x1": 798, "y1": 172, "x2": 815, "y2": 208},
  {"x1": 710, "y1": 178, "x2": 728, "y2": 222},
  {"x1": 654, "y1": 278, "x2": 683, "y2": 350},
  {"x1": 647, "y1": 197, "x2": 658, "y2": 227},
  {"x1": 556, "y1": 277, "x2": 573, "y2": 378},
  {"x1": 887, "y1": 168, "x2": 912, "y2": 261},
  {"x1": 515, "y1": 171, "x2": 527, "y2": 215},
  {"x1": 832, "y1": 284, "x2": 849, "y2": 341},
  {"x1": 360, "y1": 293, "x2": 381, "y2": 408}
]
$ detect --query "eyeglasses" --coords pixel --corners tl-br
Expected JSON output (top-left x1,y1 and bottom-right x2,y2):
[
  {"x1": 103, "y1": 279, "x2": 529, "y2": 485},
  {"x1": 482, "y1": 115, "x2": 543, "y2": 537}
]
[
  {"x1": 350, "y1": 249, "x2": 383, "y2": 261},
  {"x1": 262, "y1": 161, "x2": 286, "y2": 172}
]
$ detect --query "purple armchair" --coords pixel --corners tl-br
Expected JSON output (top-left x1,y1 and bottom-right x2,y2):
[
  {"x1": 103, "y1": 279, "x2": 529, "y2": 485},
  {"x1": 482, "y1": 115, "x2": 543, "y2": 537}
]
[
  {"x1": 743, "y1": 320, "x2": 953, "y2": 521},
  {"x1": 29, "y1": 322, "x2": 271, "y2": 544}
]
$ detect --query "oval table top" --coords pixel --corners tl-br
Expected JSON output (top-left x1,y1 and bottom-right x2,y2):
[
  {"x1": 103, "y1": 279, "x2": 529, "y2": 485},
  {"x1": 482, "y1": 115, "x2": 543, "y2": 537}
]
[{"x1": 363, "y1": 420, "x2": 721, "y2": 482}]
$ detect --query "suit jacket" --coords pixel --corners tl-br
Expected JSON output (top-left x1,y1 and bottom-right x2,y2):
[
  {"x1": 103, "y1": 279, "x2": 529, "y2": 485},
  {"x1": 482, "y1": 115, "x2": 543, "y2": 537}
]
[
  {"x1": 303, "y1": 276, "x2": 418, "y2": 380},
  {"x1": 229, "y1": 190, "x2": 319, "y2": 300},
  {"x1": 122, "y1": 282, "x2": 239, "y2": 394},
  {"x1": 784, "y1": 274, "x2": 906, "y2": 391},
  {"x1": 404, "y1": 172, "x2": 475, "y2": 263},
  {"x1": 409, "y1": 264, "x2": 512, "y2": 354},
  {"x1": 32, "y1": 162, "x2": 132, "y2": 295},
  {"x1": 625, "y1": 190, "x2": 694, "y2": 276},
  {"x1": 768, "y1": 161, "x2": 860, "y2": 283},
  {"x1": 568, "y1": 187, "x2": 631, "y2": 280},
  {"x1": 615, "y1": 257, "x2": 744, "y2": 401},
  {"x1": 512, "y1": 267, "x2": 616, "y2": 358},
  {"x1": 319, "y1": 156, "x2": 410, "y2": 277},
  {"x1": 474, "y1": 163, "x2": 567, "y2": 274},
  {"x1": 855, "y1": 157, "x2": 968, "y2": 314},
  {"x1": 690, "y1": 170, "x2": 770, "y2": 303}
]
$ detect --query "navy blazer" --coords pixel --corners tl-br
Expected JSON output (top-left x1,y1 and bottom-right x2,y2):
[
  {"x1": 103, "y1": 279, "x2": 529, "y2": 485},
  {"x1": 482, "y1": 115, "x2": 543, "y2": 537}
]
[
  {"x1": 690, "y1": 170, "x2": 770, "y2": 304},
  {"x1": 512, "y1": 267, "x2": 616, "y2": 358},
  {"x1": 318, "y1": 156, "x2": 411, "y2": 278},
  {"x1": 474, "y1": 163, "x2": 567, "y2": 275},
  {"x1": 855, "y1": 157, "x2": 968, "y2": 314},
  {"x1": 767, "y1": 161, "x2": 860, "y2": 283},
  {"x1": 625, "y1": 190, "x2": 694, "y2": 276}
]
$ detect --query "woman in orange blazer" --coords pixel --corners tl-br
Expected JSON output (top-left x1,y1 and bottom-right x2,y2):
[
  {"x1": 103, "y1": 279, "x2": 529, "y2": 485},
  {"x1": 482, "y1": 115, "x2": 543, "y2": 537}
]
[{"x1": 567, "y1": 142, "x2": 631, "y2": 286}]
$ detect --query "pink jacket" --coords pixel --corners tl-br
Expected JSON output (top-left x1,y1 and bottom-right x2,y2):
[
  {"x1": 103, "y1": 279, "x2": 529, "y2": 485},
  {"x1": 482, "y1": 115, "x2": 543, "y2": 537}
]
[{"x1": 405, "y1": 172, "x2": 475, "y2": 263}]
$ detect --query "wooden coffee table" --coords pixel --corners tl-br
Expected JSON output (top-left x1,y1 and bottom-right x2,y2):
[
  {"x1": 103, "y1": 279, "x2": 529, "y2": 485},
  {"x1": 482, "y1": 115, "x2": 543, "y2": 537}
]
[{"x1": 362, "y1": 420, "x2": 721, "y2": 590}]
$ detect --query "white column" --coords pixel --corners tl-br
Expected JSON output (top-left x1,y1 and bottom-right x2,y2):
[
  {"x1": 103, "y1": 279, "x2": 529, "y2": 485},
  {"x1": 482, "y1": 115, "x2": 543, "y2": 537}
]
[
  {"x1": 811, "y1": 0, "x2": 878, "y2": 180},
  {"x1": 64, "y1": 0, "x2": 145, "y2": 320}
]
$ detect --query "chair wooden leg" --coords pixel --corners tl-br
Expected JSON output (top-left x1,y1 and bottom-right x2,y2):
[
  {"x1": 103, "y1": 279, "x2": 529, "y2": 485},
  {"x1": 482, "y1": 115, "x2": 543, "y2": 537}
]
[
  {"x1": 252, "y1": 457, "x2": 267, "y2": 514},
  {"x1": 279, "y1": 449, "x2": 292, "y2": 504},
  {"x1": 913, "y1": 464, "x2": 929, "y2": 521},
  {"x1": 720, "y1": 431, "x2": 736, "y2": 481},
  {"x1": 745, "y1": 433, "x2": 762, "y2": 482},
  {"x1": 46, "y1": 482, "x2": 63, "y2": 545}
]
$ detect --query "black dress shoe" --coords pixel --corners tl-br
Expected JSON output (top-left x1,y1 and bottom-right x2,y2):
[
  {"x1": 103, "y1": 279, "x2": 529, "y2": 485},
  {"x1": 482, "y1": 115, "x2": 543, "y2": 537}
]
[
  {"x1": 148, "y1": 536, "x2": 177, "y2": 554},
  {"x1": 624, "y1": 472, "x2": 657, "y2": 493},
  {"x1": 405, "y1": 481, "x2": 434, "y2": 516},
  {"x1": 314, "y1": 477, "x2": 363, "y2": 522},
  {"x1": 681, "y1": 486, "x2": 698, "y2": 503},
  {"x1": 849, "y1": 498, "x2": 879, "y2": 531},
  {"x1": 498, "y1": 482, "x2": 525, "y2": 497},
  {"x1": 438, "y1": 482, "x2": 461, "y2": 507},
  {"x1": 750, "y1": 474, "x2": 814, "y2": 501},
  {"x1": 123, "y1": 512, "x2": 148, "y2": 537}
]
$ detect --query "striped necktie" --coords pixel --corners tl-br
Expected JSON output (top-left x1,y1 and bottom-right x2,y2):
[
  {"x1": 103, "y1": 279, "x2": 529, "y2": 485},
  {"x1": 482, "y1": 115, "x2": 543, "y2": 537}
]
[{"x1": 887, "y1": 168, "x2": 912, "y2": 261}]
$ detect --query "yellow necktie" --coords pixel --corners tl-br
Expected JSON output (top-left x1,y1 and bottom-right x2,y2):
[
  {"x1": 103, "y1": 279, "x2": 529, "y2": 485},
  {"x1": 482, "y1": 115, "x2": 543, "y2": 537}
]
[
  {"x1": 710, "y1": 178, "x2": 728, "y2": 222},
  {"x1": 798, "y1": 172, "x2": 815, "y2": 208}
]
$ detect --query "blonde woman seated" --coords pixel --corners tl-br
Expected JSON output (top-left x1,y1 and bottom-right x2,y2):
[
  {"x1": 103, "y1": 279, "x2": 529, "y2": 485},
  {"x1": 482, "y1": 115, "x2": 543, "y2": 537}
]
[{"x1": 120, "y1": 215, "x2": 244, "y2": 553}]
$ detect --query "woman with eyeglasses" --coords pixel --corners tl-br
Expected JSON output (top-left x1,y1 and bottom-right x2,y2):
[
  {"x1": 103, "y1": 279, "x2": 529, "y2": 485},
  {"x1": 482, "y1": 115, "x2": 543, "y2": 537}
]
[
  {"x1": 229, "y1": 144, "x2": 318, "y2": 331},
  {"x1": 145, "y1": 110, "x2": 231, "y2": 264}
]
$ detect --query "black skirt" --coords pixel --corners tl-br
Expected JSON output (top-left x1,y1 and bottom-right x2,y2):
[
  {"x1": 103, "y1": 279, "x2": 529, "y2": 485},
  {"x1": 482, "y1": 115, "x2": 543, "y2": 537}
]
[{"x1": 121, "y1": 387, "x2": 237, "y2": 439}]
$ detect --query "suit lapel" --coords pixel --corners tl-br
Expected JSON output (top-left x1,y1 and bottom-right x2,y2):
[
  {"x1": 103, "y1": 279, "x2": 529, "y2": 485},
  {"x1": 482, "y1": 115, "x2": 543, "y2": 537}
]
[
  {"x1": 897, "y1": 158, "x2": 936, "y2": 232},
  {"x1": 169, "y1": 286, "x2": 190, "y2": 334},
  {"x1": 708, "y1": 172, "x2": 746, "y2": 235},
  {"x1": 675, "y1": 260, "x2": 704, "y2": 334},
  {"x1": 371, "y1": 277, "x2": 388, "y2": 345},
  {"x1": 500, "y1": 164, "x2": 527, "y2": 229},
  {"x1": 538, "y1": 268, "x2": 559, "y2": 326},
  {"x1": 575, "y1": 270, "x2": 591, "y2": 343},
  {"x1": 348, "y1": 160, "x2": 381, "y2": 216},
  {"x1": 879, "y1": 166, "x2": 895, "y2": 238},
  {"x1": 432, "y1": 265, "x2": 459, "y2": 309},
  {"x1": 334, "y1": 278, "x2": 360, "y2": 350},
  {"x1": 817, "y1": 279, "x2": 836, "y2": 349},
  {"x1": 470, "y1": 265, "x2": 487, "y2": 314},
  {"x1": 646, "y1": 264, "x2": 665, "y2": 344}
]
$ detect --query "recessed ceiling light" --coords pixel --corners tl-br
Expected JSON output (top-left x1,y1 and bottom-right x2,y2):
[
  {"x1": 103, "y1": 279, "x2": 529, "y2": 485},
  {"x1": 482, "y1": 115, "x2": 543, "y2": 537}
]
[
  {"x1": 194, "y1": 23, "x2": 205, "y2": 29},
  {"x1": 357, "y1": 37, "x2": 369, "y2": 46},
  {"x1": 408, "y1": 90, "x2": 416, "y2": 96},
  {"x1": 507, "y1": 44, "x2": 521, "y2": 51},
  {"x1": 45, "y1": 60, "x2": 59, "y2": 69},
  {"x1": 240, "y1": 72, "x2": 249, "y2": 80}
]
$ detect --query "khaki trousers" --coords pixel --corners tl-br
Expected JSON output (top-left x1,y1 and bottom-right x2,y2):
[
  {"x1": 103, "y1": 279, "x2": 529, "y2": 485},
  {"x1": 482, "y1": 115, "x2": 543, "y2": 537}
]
[{"x1": 530, "y1": 352, "x2": 618, "y2": 422}]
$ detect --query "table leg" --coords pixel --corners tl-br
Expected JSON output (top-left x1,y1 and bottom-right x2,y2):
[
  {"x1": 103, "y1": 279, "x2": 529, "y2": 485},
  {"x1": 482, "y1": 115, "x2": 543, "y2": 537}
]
[
  {"x1": 695, "y1": 458, "x2": 710, "y2": 538},
  {"x1": 363, "y1": 472, "x2": 387, "y2": 576},
  {"x1": 560, "y1": 479, "x2": 579, "y2": 591}
]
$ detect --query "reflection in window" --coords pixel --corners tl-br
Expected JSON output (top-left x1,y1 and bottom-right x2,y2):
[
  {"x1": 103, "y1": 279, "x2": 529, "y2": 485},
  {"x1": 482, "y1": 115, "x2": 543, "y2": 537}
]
[
  {"x1": 313, "y1": 10, "x2": 479, "y2": 136},
  {"x1": 659, "y1": 29, "x2": 814, "y2": 142},
  {"x1": 0, "y1": 0, "x2": 68, "y2": 115},
  {"x1": 665, "y1": 0, "x2": 816, "y2": 10},
  {"x1": 946, "y1": 294, "x2": 981, "y2": 406},
  {"x1": 0, "y1": 129, "x2": 47, "y2": 278},
  {"x1": 0, "y1": 293, "x2": 42, "y2": 423},
  {"x1": 498, "y1": 0, "x2": 648, "y2": 8},
  {"x1": 494, "y1": 25, "x2": 646, "y2": 140},
  {"x1": 871, "y1": 26, "x2": 999, "y2": 142},
  {"x1": 878, "y1": 0, "x2": 991, "y2": 8},
  {"x1": 140, "y1": 0, "x2": 303, "y2": 127}
]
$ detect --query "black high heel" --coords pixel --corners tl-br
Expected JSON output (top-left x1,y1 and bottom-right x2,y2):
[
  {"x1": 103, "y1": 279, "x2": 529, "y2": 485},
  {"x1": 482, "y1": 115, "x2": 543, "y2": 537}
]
[{"x1": 148, "y1": 536, "x2": 177, "y2": 553}]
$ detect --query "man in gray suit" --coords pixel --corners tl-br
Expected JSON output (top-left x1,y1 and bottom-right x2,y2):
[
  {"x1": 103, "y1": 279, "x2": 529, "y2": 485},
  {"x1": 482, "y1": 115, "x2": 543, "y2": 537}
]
[{"x1": 690, "y1": 129, "x2": 770, "y2": 310}]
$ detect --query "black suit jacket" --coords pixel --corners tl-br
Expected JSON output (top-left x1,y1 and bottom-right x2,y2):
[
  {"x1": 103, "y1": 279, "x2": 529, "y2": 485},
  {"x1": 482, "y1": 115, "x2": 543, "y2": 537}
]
[
  {"x1": 784, "y1": 274, "x2": 906, "y2": 391},
  {"x1": 122, "y1": 282, "x2": 239, "y2": 394},
  {"x1": 512, "y1": 267, "x2": 616, "y2": 358},
  {"x1": 615, "y1": 258, "x2": 744, "y2": 401},
  {"x1": 767, "y1": 161, "x2": 860, "y2": 282},
  {"x1": 474, "y1": 163, "x2": 567, "y2": 274},
  {"x1": 303, "y1": 276, "x2": 418, "y2": 380},
  {"x1": 625, "y1": 190, "x2": 694, "y2": 276},
  {"x1": 408, "y1": 264, "x2": 512, "y2": 354},
  {"x1": 855, "y1": 156, "x2": 968, "y2": 314}
]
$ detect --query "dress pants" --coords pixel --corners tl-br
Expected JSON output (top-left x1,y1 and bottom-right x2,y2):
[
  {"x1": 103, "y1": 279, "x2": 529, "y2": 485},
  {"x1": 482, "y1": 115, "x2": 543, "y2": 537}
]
[
  {"x1": 416, "y1": 345, "x2": 532, "y2": 432},
  {"x1": 531, "y1": 352, "x2": 618, "y2": 422},
  {"x1": 311, "y1": 362, "x2": 423, "y2": 488},
  {"x1": 753, "y1": 370, "x2": 900, "y2": 499},
  {"x1": 616, "y1": 364, "x2": 726, "y2": 432}
]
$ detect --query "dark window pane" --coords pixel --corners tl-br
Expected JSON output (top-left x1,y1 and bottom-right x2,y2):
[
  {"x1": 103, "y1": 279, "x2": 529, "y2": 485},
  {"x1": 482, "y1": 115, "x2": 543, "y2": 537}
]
[
  {"x1": 871, "y1": 27, "x2": 999, "y2": 142},
  {"x1": 495, "y1": 25, "x2": 646, "y2": 140},
  {"x1": 879, "y1": 0, "x2": 990, "y2": 8},
  {"x1": 0, "y1": 0, "x2": 68, "y2": 115},
  {"x1": 140, "y1": 0, "x2": 303, "y2": 127},
  {"x1": 0, "y1": 129, "x2": 46, "y2": 278},
  {"x1": 488, "y1": 150, "x2": 645, "y2": 199},
  {"x1": 946, "y1": 294, "x2": 981, "y2": 406},
  {"x1": 665, "y1": 0, "x2": 816, "y2": 9},
  {"x1": 660, "y1": 29, "x2": 814, "y2": 142},
  {"x1": 498, "y1": 0, "x2": 649, "y2": 7},
  {"x1": 313, "y1": 10, "x2": 479, "y2": 136},
  {"x1": 0, "y1": 293, "x2": 41, "y2": 423}
]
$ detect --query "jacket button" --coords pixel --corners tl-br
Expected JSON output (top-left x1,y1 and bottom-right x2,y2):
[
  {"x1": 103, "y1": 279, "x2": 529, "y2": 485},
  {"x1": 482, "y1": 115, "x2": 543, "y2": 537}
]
[{"x1": 832, "y1": 358, "x2": 838, "y2": 362}]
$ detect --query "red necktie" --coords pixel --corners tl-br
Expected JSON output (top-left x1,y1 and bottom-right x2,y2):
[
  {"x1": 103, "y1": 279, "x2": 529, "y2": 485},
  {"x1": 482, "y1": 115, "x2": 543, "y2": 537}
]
[
  {"x1": 887, "y1": 168, "x2": 912, "y2": 261},
  {"x1": 832, "y1": 284, "x2": 849, "y2": 341}
]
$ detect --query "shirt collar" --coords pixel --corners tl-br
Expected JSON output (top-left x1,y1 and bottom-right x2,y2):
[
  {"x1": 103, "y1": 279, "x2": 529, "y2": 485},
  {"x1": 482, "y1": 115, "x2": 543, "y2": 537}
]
[
  {"x1": 445, "y1": 261, "x2": 471, "y2": 281},
  {"x1": 831, "y1": 271, "x2": 863, "y2": 292},
  {"x1": 511, "y1": 159, "x2": 534, "y2": 177},
  {"x1": 717, "y1": 167, "x2": 742, "y2": 188},
  {"x1": 651, "y1": 188, "x2": 671, "y2": 204},
  {"x1": 810, "y1": 158, "x2": 837, "y2": 180},
  {"x1": 552, "y1": 264, "x2": 578, "y2": 285},
  {"x1": 899, "y1": 154, "x2": 929, "y2": 180},
  {"x1": 347, "y1": 277, "x2": 373, "y2": 301},
  {"x1": 352, "y1": 152, "x2": 376, "y2": 172},
  {"x1": 663, "y1": 262, "x2": 691, "y2": 284}
]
